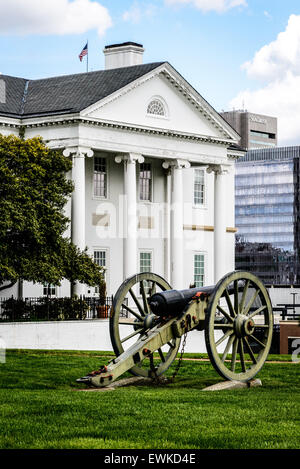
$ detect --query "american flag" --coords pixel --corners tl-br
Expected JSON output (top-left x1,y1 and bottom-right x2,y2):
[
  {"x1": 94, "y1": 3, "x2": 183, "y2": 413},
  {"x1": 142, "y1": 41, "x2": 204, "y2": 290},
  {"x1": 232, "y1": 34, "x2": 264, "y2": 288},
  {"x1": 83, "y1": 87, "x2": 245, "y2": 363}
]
[{"x1": 79, "y1": 43, "x2": 88, "y2": 62}]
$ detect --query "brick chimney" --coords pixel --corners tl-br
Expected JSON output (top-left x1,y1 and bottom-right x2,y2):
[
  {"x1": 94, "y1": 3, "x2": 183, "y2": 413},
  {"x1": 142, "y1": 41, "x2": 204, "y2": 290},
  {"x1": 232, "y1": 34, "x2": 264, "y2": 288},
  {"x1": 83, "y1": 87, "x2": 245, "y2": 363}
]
[{"x1": 103, "y1": 42, "x2": 144, "y2": 70}]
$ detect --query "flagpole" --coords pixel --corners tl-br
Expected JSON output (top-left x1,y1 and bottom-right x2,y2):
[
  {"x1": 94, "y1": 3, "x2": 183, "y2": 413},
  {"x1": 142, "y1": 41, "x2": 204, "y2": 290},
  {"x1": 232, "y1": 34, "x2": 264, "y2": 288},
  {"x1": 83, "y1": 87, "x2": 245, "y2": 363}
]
[{"x1": 87, "y1": 40, "x2": 88, "y2": 73}]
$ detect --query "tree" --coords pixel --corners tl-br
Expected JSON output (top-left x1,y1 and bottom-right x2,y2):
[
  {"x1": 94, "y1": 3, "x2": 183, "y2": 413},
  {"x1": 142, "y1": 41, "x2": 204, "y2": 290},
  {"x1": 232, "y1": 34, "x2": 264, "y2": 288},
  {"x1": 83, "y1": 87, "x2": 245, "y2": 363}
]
[{"x1": 0, "y1": 134, "x2": 103, "y2": 293}]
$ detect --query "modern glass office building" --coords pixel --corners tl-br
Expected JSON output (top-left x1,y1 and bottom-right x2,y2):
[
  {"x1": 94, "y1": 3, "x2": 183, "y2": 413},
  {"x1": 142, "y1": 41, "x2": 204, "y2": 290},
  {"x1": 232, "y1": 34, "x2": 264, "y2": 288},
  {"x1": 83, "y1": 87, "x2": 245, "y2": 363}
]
[{"x1": 235, "y1": 146, "x2": 300, "y2": 284}]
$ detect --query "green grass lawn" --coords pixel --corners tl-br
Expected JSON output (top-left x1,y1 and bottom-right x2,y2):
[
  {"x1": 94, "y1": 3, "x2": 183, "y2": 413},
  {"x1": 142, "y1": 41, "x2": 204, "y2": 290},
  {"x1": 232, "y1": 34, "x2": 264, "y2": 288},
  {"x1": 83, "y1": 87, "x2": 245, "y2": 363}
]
[{"x1": 0, "y1": 349, "x2": 299, "y2": 449}]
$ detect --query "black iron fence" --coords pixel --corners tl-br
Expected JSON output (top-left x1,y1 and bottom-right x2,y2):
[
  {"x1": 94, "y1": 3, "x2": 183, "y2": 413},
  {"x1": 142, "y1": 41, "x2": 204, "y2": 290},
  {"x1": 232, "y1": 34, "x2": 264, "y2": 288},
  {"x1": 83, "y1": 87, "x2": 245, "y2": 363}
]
[{"x1": 0, "y1": 296, "x2": 129, "y2": 322}]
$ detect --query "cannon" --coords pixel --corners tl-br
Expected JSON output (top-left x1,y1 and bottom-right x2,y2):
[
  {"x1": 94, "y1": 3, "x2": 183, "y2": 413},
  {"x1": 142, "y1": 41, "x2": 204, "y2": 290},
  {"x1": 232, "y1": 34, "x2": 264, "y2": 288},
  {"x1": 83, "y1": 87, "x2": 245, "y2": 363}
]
[{"x1": 77, "y1": 271, "x2": 273, "y2": 387}]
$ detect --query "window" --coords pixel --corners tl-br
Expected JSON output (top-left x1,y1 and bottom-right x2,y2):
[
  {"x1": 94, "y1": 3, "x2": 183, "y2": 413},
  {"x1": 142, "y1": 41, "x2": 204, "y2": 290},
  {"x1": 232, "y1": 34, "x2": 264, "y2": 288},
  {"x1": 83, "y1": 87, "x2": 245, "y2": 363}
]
[
  {"x1": 93, "y1": 157, "x2": 107, "y2": 197},
  {"x1": 194, "y1": 169, "x2": 205, "y2": 205},
  {"x1": 147, "y1": 99, "x2": 165, "y2": 116},
  {"x1": 250, "y1": 130, "x2": 276, "y2": 139},
  {"x1": 194, "y1": 254, "x2": 205, "y2": 287},
  {"x1": 43, "y1": 284, "x2": 56, "y2": 296},
  {"x1": 139, "y1": 163, "x2": 152, "y2": 201},
  {"x1": 140, "y1": 251, "x2": 152, "y2": 294},
  {"x1": 94, "y1": 250, "x2": 107, "y2": 292}
]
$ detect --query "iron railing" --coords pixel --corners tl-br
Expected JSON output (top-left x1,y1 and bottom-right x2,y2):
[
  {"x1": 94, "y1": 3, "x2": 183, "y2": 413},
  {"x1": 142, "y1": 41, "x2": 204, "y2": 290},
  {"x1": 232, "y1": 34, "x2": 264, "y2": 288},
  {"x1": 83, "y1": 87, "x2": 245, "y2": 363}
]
[{"x1": 0, "y1": 296, "x2": 129, "y2": 322}]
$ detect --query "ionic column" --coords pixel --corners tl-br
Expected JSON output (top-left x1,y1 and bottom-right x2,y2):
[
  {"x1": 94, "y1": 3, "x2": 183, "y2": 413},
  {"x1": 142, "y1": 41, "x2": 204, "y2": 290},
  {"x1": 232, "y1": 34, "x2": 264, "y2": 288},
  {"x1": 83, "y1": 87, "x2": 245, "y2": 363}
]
[
  {"x1": 163, "y1": 167, "x2": 172, "y2": 283},
  {"x1": 163, "y1": 159, "x2": 190, "y2": 290},
  {"x1": 63, "y1": 146, "x2": 93, "y2": 296},
  {"x1": 207, "y1": 164, "x2": 230, "y2": 283},
  {"x1": 115, "y1": 153, "x2": 144, "y2": 279}
]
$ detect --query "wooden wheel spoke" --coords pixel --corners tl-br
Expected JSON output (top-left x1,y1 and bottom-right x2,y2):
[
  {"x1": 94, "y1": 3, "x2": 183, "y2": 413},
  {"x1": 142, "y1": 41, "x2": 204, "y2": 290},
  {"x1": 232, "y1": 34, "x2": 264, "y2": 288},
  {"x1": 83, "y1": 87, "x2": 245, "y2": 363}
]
[
  {"x1": 158, "y1": 348, "x2": 165, "y2": 362},
  {"x1": 149, "y1": 354, "x2": 158, "y2": 373},
  {"x1": 239, "y1": 279, "x2": 250, "y2": 314},
  {"x1": 243, "y1": 288, "x2": 260, "y2": 316},
  {"x1": 121, "y1": 303, "x2": 143, "y2": 322},
  {"x1": 221, "y1": 335, "x2": 235, "y2": 363},
  {"x1": 213, "y1": 323, "x2": 234, "y2": 329},
  {"x1": 217, "y1": 305, "x2": 234, "y2": 323},
  {"x1": 215, "y1": 329, "x2": 234, "y2": 348},
  {"x1": 231, "y1": 338, "x2": 239, "y2": 372},
  {"x1": 150, "y1": 281, "x2": 157, "y2": 296},
  {"x1": 247, "y1": 305, "x2": 267, "y2": 319},
  {"x1": 250, "y1": 334, "x2": 266, "y2": 349},
  {"x1": 167, "y1": 341, "x2": 176, "y2": 349},
  {"x1": 120, "y1": 327, "x2": 144, "y2": 344},
  {"x1": 239, "y1": 338, "x2": 246, "y2": 372},
  {"x1": 129, "y1": 288, "x2": 146, "y2": 317},
  {"x1": 234, "y1": 280, "x2": 239, "y2": 314},
  {"x1": 224, "y1": 289, "x2": 236, "y2": 317},
  {"x1": 243, "y1": 337, "x2": 257, "y2": 365},
  {"x1": 118, "y1": 320, "x2": 143, "y2": 326},
  {"x1": 140, "y1": 280, "x2": 150, "y2": 316}
]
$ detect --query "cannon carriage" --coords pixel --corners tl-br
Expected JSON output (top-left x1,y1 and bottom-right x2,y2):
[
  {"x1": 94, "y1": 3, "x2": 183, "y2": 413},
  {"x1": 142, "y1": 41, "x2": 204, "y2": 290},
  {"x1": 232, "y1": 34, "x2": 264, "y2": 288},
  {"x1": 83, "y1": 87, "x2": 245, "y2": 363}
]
[{"x1": 77, "y1": 270, "x2": 273, "y2": 387}]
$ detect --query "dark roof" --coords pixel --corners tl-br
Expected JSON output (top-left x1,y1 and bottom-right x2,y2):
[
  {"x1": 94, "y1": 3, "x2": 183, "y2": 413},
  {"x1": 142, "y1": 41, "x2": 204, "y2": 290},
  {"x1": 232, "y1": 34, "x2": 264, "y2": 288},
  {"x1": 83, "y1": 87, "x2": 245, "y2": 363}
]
[
  {"x1": 104, "y1": 42, "x2": 143, "y2": 50},
  {"x1": 228, "y1": 143, "x2": 246, "y2": 152},
  {"x1": 0, "y1": 62, "x2": 164, "y2": 118}
]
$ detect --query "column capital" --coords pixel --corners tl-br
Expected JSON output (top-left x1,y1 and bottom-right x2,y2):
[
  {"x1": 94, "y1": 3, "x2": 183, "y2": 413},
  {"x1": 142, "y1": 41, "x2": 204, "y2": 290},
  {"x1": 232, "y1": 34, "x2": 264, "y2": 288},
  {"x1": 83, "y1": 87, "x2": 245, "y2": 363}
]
[
  {"x1": 63, "y1": 146, "x2": 94, "y2": 158},
  {"x1": 206, "y1": 164, "x2": 230, "y2": 175},
  {"x1": 162, "y1": 158, "x2": 191, "y2": 170},
  {"x1": 115, "y1": 153, "x2": 144, "y2": 164}
]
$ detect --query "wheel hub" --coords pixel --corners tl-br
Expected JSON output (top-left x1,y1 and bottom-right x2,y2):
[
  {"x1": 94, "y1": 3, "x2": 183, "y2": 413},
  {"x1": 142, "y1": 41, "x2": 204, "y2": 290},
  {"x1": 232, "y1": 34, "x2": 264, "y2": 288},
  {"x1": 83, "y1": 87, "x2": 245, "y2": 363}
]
[
  {"x1": 143, "y1": 313, "x2": 159, "y2": 330},
  {"x1": 234, "y1": 314, "x2": 255, "y2": 338}
]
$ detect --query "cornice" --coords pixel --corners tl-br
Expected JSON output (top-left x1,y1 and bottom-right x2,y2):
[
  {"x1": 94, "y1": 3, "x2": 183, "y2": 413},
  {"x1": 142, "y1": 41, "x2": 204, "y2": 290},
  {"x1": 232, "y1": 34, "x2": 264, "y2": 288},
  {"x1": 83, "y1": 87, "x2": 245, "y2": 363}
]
[
  {"x1": 0, "y1": 114, "x2": 234, "y2": 147},
  {"x1": 79, "y1": 116, "x2": 231, "y2": 146},
  {"x1": 227, "y1": 149, "x2": 246, "y2": 160}
]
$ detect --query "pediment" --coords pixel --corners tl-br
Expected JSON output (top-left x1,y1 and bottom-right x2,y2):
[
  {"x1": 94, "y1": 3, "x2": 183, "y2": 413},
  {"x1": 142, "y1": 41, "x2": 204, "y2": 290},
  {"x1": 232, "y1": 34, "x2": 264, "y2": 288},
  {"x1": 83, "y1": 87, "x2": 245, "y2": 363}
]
[{"x1": 81, "y1": 63, "x2": 239, "y2": 144}]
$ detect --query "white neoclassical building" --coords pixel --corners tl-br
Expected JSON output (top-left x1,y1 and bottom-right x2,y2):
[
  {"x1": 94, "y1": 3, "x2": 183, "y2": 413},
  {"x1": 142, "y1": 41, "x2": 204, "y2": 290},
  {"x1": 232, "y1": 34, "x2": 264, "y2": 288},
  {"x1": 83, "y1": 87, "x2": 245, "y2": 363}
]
[{"x1": 0, "y1": 42, "x2": 243, "y2": 298}]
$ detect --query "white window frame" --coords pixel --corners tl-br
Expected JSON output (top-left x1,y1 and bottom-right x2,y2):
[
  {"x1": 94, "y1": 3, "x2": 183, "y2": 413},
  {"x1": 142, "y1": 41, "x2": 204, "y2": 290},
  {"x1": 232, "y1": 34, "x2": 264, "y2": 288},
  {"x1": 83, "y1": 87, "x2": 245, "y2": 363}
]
[
  {"x1": 193, "y1": 168, "x2": 206, "y2": 207},
  {"x1": 93, "y1": 248, "x2": 109, "y2": 294},
  {"x1": 139, "y1": 162, "x2": 153, "y2": 203},
  {"x1": 145, "y1": 95, "x2": 169, "y2": 120},
  {"x1": 193, "y1": 252, "x2": 206, "y2": 288},
  {"x1": 139, "y1": 249, "x2": 153, "y2": 295},
  {"x1": 93, "y1": 155, "x2": 109, "y2": 200}
]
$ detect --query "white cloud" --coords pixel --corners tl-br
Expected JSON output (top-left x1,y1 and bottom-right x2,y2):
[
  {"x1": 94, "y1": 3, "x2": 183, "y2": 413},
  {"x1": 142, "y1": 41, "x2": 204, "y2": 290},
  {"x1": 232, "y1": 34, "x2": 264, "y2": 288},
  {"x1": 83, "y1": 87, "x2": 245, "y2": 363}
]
[
  {"x1": 242, "y1": 14, "x2": 300, "y2": 82},
  {"x1": 229, "y1": 15, "x2": 300, "y2": 146},
  {"x1": 230, "y1": 73, "x2": 300, "y2": 146},
  {"x1": 164, "y1": 0, "x2": 247, "y2": 13},
  {"x1": 0, "y1": 0, "x2": 112, "y2": 36},
  {"x1": 123, "y1": 2, "x2": 157, "y2": 24}
]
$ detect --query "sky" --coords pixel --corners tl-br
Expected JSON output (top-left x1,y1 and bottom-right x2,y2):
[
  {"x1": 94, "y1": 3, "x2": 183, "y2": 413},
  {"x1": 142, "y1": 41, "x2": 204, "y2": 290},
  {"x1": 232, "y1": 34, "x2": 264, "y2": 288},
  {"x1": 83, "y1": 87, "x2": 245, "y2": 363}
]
[{"x1": 1, "y1": 0, "x2": 300, "y2": 146}]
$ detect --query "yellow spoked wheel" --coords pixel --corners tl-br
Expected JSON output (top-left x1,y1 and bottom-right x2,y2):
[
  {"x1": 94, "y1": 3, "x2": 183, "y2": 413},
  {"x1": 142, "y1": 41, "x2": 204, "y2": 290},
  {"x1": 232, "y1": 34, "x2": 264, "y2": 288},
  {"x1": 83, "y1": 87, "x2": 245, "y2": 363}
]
[{"x1": 205, "y1": 271, "x2": 273, "y2": 382}]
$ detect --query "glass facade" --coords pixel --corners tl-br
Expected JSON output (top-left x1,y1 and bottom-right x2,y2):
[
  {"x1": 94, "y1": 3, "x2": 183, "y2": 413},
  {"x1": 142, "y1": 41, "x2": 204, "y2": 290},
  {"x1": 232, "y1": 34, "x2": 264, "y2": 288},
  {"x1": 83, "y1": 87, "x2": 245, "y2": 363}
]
[{"x1": 235, "y1": 147, "x2": 300, "y2": 285}]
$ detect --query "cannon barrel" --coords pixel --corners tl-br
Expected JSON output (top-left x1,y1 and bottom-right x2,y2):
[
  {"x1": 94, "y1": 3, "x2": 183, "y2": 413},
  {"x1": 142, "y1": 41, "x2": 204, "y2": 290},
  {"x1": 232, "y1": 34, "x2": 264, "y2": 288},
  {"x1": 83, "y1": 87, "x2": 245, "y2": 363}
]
[{"x1": 149, "y1": 281, "x2": 245, "y2": 317}]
